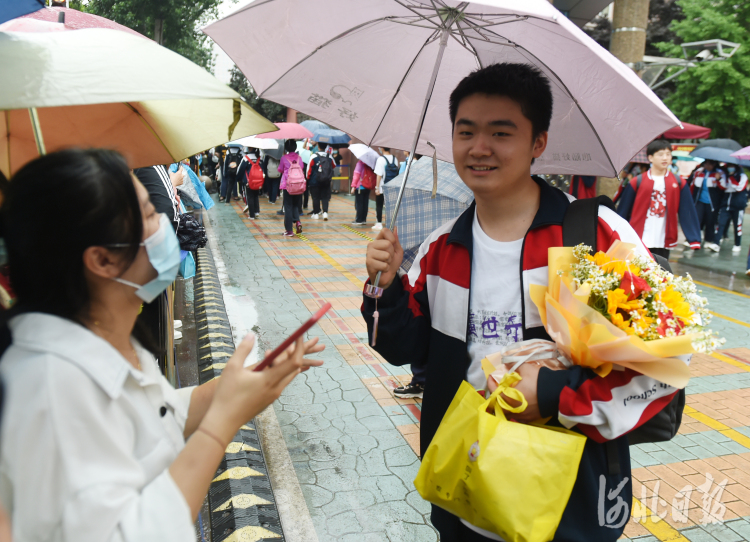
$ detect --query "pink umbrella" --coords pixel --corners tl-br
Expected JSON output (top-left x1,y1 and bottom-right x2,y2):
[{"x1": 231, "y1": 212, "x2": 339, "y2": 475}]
[
  {"x1": 730, "y1": 147, "x2": 750, "y2": 161},
  {"x1": 15, "y1": 6, "x2": 147, "y2": 39},
  {"x1": 255, "y1": 122, "x2": 311, "y2": 140}
]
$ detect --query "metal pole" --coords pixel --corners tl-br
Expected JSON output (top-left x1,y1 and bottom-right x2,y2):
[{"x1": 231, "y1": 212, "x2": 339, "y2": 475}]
[
  {"x1": 365, "y1": 26, "x2": 452, "y2": 298},
  {"x1": 28, "y1": 108, "x2": 46, "y2": 156}
]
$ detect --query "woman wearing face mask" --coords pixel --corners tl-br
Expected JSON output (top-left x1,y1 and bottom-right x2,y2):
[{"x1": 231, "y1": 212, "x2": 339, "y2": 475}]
[{"x1": 0, "y1": 149, "x2": 324, "y2": 541}]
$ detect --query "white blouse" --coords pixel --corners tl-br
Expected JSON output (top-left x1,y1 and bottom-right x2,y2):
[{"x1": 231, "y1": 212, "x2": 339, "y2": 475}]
[{"x1": 0, "y1": 313, "x2": 197, "y2": 541}]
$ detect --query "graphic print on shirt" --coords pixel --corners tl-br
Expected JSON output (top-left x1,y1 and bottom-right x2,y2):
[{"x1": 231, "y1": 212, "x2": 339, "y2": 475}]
[
  {"x1": 648, "y1": 188, "x2": 667, "y2": 219},
  {"x1": 469, "y1": 309, "x2": 523, "y2": 347}
]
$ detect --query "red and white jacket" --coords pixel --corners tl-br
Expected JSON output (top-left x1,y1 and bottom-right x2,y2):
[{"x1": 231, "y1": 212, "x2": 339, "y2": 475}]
[{"x1": 362, "y1": 178, "x2": 686, "y2": 540}]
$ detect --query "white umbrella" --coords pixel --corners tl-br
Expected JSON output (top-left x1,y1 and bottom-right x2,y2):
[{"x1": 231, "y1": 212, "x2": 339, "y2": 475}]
[
  {"x1": 205, "y1": 0, "x2": 680, "y2": 296},
  {"x1": 229, "y1": 135, "x2": 279, "y2": 150},
  {"x1": 348, "y1": 143, "x2": 379, "y2": 170},
  {"x1": 0, "y1": 28, "x2": 277, "y2": 177}
]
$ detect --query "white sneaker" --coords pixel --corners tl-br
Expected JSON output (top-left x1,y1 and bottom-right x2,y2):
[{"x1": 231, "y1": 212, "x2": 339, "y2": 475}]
[
  {"x1": 174, "y1": 320, "x2": 183, "y2": 329},
  {"x1": 707, "y1": 243, "x2": 720, "y2": 253},
  {"x1": 174, "y1": 329, "x2": 183, "y2": 341},
  {"x1": 312, "y1": 214, "x2": 319, "y2": 220},
  {"x1": 732, "y1": 245, "x2": 742, "y2": 254},
  {"x1": 372, "y1": 222, "x2": 383, "y2": 231},
  {"x1": 682, "y1": 240, "x2": 692, "y2": 248},
  {"x1": 242, "y1": 205, "x2": 249, "y2": 212},
  {"x1": 322, "y1": 212, "x2": 329, "y2": 221}
]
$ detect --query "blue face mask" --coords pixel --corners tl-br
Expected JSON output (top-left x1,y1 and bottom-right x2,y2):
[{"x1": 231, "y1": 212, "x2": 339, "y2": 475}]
[
  {"x1": 728, "y1": 167, "x2": 736, "y2": 174},
  {"x1": 114, "y1": 214, "x2": 181, "y2": 303}
]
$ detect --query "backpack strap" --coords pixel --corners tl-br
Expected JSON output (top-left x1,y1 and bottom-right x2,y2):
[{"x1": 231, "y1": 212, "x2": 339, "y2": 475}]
[{"x1": 562, "y1": 195, "x2": 615, "y2": 253}]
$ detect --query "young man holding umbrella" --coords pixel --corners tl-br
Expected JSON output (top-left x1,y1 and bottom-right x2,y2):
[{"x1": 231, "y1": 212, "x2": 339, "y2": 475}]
[{"x1": 363, "y1": 63, "x2": 681, "y2": 541}]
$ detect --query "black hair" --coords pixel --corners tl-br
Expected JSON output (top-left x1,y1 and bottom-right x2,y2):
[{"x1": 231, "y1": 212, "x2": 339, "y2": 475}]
[
  {"x1": 381, "y1": 147, "x2": 391, "y2": 152},
  {"x1": 284, "y1": 139, "x2": 297, "y2": 153},
  {"x1": 647, "y1": 140, "x2": 671, "y2": 156},
  {"x1": 449, "y1": 63, "x2": 553, "y2": 140},
  {"x1": 3, "y1": 149, "x2": 146, "y2": 334}
]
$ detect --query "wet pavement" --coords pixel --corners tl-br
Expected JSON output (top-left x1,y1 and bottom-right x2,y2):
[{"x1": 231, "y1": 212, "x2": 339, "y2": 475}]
[{"x1": 201, "y1": 191, "x2": 750, "y2": 542}]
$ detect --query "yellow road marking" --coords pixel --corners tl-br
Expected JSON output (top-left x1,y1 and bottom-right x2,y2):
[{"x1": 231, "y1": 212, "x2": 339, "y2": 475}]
[
  {"x1": 222, "y1": 526, "x2": 281, "y2": 542},
  {"x1": 684, "y1": 405, "x2": 750, "y2": 449},
  {"x1": 294, "y1": 233, "x2": 364, "y2": 288},
  {"x1": 212, "y1": 466, "x2": 263, "y2": 482},
  {"x1": 340, "y1": 224, "x2": 374, "y2": 242},
  {"x1": 694, "y1": 280, "x2": 750, "y2": 299},
  {"x1": 709, "y1": 311, "x2": 750, "y2": 329},
  {"x1": 632, "y1": 497, "x2": 690, "y2": 541},
  {"x1": 215, "y1": 493, "x2": 271, "y2": 511},
  {"x1": 711, "y1": 352, "x2": 750, "y2": 372}
]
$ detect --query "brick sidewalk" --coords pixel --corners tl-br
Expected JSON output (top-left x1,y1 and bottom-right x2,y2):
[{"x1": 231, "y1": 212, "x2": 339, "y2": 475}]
[{"x1": 209, "y1": 192, "x2": 750, "y2": 542}]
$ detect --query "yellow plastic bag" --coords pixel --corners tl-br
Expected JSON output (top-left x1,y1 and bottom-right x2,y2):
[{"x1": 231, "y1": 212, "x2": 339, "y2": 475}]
[{"x1": 414, "y1": 376, "x2": 587, "y2": 542}]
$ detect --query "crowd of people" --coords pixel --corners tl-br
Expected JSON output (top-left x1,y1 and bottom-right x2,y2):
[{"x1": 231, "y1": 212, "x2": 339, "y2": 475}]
[{"x1": 0, "y1": 58, "x2": 747, "y2": 542}]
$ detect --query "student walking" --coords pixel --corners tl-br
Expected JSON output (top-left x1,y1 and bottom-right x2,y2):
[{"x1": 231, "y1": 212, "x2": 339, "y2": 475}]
[
  {"x1": 716, "y1": 165, "x2": 748, "y2": 254},
  {"x1": 373, "y1": 148, "x2": 400, "y2": 231},
  {"x1": 306, "y1": 143, "x2": 334, "y2": 221},
  {"x1": 568, "y1": 175, "x2": 597, "y2": 199},
  {"x1": 238, "y1": 148, "x2": 263, "y2": 219},
  {"x1": 616, "y1": 140, "x2": 701, "y2": 260},
  {"x1": 687, "y1": 160, "x2": 725, "y2": 251},
  {"x1": 351, "y1": 160, "x2": 376, "y2": 226},
  {"x1": 279, "y1": 139, "x2": 306, "y2": 237}
]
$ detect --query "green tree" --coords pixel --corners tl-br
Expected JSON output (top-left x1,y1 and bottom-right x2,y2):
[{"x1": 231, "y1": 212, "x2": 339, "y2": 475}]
[
  {"x1": 655, "y1": 0, "x2": 750, "y2": 140},
  {"x1": 83, "y1": 0, "x2": 223, "y2": 70}
]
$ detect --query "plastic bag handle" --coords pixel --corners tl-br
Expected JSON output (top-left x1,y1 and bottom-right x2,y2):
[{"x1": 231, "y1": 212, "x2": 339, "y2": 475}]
[{"x1": 481, "y1": 372, "x2": 528, "y2": 417}]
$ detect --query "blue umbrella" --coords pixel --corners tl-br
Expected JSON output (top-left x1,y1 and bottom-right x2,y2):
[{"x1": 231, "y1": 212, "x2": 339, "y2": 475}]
[
  {"x1": 383, "y1": 158, "x2": 473, "y2": 271},
  {"x1": 300, "y1": 119, "x2": 328, "y2": 133},
  {"x1": 0, "y1": 0, "x2": 45, "y2": 25},
  {"x1": 312, "y1": 128, "x2": 351, "y2": 145},
  {"x1": 690, "y1": 146, "x2": 750, "y2": 167}
]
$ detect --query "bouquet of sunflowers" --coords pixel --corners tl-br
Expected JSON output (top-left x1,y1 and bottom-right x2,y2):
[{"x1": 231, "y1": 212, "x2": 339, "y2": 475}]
[{"x1": 525, "y1": 240, "x2": 723, "y2": 389}]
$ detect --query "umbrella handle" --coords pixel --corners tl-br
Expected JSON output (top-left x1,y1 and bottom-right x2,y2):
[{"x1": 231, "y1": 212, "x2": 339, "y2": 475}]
[{"x1": 365, "y1": 18, "x2": 459, "y2": 299}]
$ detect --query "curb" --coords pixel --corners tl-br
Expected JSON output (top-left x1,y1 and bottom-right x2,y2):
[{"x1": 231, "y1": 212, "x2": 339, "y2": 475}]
[{"x1": 194, "y1": 246, "x2": 285, "y2": 542}]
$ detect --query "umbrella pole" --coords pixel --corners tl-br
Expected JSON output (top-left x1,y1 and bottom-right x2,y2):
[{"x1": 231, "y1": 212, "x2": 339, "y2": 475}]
[
  {"x1": 365, "y1": 27, "x2": 451, "y2": 299},
  {"x1": 28, "y1": 108, "x2": 46, "y2": 156}
]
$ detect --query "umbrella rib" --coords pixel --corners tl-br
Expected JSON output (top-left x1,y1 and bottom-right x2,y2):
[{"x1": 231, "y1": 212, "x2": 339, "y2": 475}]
[
  {"x1": 123, "y1": 103, "x2": 177, "y2": 164},
  {"x1": 391, "y1": 0, "x2": 443, "y2": 29},
  {"x1": 4, "y1": 111, "x2": 9, "y2": 176},
  {"x1": 367, "y1": 31, "x2": 438, "y2": 148},
  {"x1": 258, "y1": 16, "x2": 397, "y2": 100},
  {"x1": 455, "y1": 22, "x2": 483, "y2": 67}
]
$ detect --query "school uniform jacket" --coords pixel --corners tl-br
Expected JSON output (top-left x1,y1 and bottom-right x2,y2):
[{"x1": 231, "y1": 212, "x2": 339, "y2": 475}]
[
  {"x1": 719, "y1": 172, "x2": 749, "y2": 210},
  {"x1": 569, "y1": 175, "x2": 597, "y2": 199},
  {"x1": 361, "y1": 177, "x2": 684, "y2": 541},
  {"x1": 616, "y1": 170, "x2": 701, "y2": 249}
]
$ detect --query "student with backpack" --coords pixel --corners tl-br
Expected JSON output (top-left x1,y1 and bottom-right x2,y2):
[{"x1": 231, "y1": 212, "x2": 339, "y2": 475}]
[
  {"x1": 372, "y1": 148, "x2": 400, "y2": 231},
  {"x1": 616, "y1": 140, "x2": 701, "y2": 260},
  {"x1": 264, "y1": 152, "x2": 283, "y2": 204},
  {"x1": 351, "y1": 160, "x2": 376, "y2": 226},
  {"x1": 306, "y1": 143, "x2": 334, "y2": 220},
  {"x1": 568, "y1": 175, "x2": 597, "y2": 199},
  {"x1": 716, "y1": 165, "x2": 748, "y2": 254},
  {"x1": 363, "y1": 63, "x2": 687, "y2": 542},
  {"x1": 278, "y1": 139, "x2": 306, "y2": 236},
  {"x1": 238, "y1": 148, "x2": 264, "y2": 219},
  {"x1": 686, "y1": 159, "x2": 724, "y2": 252},
  {"x1": 220, "y1": 146, "x2": 242, "y2": 204}
]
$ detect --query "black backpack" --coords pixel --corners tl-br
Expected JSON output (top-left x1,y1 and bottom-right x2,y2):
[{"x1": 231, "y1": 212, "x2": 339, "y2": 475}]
[
  {"x1": 316, "y1": 154, "x2": 334, "y2": 185},
  {"x1": 562, "y1": 196, "x2": 685, "y2": 449},
  {"x1": 383, "y1": 156, "x2": 400, "y2": 184}
]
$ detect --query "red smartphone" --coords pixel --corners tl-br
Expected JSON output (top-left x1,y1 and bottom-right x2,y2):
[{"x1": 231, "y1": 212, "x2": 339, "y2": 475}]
[{"x1": 252, "y1": 302, "x2": 332, "y2": 372}]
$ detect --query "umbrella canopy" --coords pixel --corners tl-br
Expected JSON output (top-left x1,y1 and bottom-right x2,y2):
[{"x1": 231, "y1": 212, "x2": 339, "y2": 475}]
[
  {"x1": 0, "y1": 28, "x2": 276, "y2": 177},
  {"x1": 312, "y1": 128, "x2": 351, "y2": 145},
  {"x1": 255, "y1": 122, "x2": 312, "y2": 140},
  {"x1": 730, "y1": 146, "x2": 750, "y2": 161},
  {"x1": 15, "y1": 6, "x2": 147, "y2": 38},
  {"x1": 694, "y1": 138, "x2": 742, "y2": 152},
  {"x1": 629, "y1": 146, "x2": 650, "y2": 165},
  {"x1": 229, "y1": 135, "x2": 279, "y2": 150},
  {"x1": 300, "y1": 119, "x2": 329, "y2": 133},
  {"x1": 0, "y1": 0, "x2": 44, "y2": 25},
  {"x1": 384, "y1": 158, "x2": 473, "y2": 271},
  {"x1": 661, "y1": 122, "x2": 711, "y2": 140},
  {"x1": 348, "y1": 143, "x2": 379, "y2": 169},
  {"x1": 205, "y1": 0, "x2": 680, "y2": 178},
  {"x1": 690, "y1": 146, "x2": 750, "y2": 168}
]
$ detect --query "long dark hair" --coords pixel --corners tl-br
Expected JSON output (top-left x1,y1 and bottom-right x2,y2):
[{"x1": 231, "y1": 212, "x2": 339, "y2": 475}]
[{"x1": 2, "y1": 149, "x2": 151, "y2": 344}]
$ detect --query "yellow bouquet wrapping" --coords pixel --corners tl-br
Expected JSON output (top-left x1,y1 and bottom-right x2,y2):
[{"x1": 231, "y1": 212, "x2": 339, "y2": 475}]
[
  {"x1": 528, "y1": 240, "x2": 723, "y2": 388},
  {"x1": 414, "y1": 377, "x2": 586, "y2": 542}
]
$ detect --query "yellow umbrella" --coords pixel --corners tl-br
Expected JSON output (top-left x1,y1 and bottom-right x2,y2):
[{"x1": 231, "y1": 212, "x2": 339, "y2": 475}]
[{"x1": 0, "y1": 28, "x2": 277, "y2": 177}]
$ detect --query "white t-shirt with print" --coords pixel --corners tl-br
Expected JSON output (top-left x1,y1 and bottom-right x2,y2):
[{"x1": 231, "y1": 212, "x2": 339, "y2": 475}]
[
  {"x1": 463, "y1": 211, "x2": 522, "y2": 541},
  {"x1": 641, "y1": 173, "x2": 667, "y2": 249}
]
